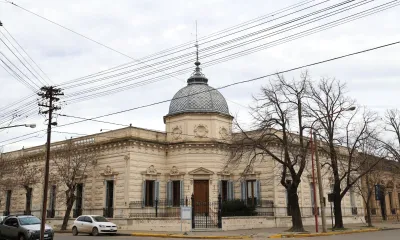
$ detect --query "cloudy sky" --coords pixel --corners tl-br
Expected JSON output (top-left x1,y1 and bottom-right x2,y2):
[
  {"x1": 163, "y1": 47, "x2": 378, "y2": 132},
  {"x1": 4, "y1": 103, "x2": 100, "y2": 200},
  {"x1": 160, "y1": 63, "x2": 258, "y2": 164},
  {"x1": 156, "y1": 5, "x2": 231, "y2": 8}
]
[{"x1": 0, "y1": 0, "x2": 399, "y2": 152}]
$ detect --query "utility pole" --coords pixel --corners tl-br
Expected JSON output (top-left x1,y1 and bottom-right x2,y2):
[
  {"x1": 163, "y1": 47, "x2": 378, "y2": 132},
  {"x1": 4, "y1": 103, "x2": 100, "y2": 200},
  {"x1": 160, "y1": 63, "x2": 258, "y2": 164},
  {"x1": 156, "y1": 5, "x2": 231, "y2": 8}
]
[
  {"x1": 38, "y1": 86, "x2": 63, "y2": 240},
  {"x1": 314, "y1": 132, "x2": 327, "y2": 232}
]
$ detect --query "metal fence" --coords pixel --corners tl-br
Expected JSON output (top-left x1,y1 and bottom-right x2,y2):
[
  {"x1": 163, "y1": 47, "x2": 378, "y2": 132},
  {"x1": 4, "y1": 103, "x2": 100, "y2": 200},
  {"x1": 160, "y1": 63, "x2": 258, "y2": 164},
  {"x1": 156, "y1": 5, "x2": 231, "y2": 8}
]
[{"x1": 5, "y1": 200, "x2": 365, "y2": 219}]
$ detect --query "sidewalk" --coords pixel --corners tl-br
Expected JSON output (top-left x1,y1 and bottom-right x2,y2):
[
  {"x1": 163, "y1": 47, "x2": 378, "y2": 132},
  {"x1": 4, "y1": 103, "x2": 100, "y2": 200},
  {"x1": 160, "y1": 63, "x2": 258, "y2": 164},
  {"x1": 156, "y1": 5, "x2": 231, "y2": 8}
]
[{"x1": 55, "y1": 222, "x2": 400, "y2": 239}]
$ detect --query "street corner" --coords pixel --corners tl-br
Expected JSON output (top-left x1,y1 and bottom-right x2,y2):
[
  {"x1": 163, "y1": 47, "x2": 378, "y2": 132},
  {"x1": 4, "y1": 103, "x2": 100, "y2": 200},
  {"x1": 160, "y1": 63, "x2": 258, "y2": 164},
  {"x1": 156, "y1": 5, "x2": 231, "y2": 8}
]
[{"x1": 268, "y1": 228, "x2": 381, "y2": 238}]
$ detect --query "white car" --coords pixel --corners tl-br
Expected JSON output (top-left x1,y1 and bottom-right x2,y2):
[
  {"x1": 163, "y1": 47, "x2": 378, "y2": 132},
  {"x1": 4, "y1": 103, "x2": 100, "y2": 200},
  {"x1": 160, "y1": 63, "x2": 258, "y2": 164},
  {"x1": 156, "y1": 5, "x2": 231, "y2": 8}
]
[{"x1": 72, "y1": 215, "x2": 117, "y2": 236}]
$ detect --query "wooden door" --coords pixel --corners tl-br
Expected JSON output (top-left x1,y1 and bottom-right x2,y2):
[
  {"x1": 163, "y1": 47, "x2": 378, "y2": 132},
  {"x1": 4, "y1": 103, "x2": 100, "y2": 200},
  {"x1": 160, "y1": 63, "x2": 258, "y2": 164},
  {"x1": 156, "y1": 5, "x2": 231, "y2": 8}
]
[{"x1": 194, "y1": 180, "x2": 209, "y2": 214}]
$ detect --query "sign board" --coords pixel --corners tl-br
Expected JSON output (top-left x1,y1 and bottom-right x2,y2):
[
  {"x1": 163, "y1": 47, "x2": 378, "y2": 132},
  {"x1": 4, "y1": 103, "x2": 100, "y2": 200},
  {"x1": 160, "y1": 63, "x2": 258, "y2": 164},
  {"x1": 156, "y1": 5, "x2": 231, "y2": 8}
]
[{"x1": 181, "y1": 206, "x2": 192, "y2": 220}]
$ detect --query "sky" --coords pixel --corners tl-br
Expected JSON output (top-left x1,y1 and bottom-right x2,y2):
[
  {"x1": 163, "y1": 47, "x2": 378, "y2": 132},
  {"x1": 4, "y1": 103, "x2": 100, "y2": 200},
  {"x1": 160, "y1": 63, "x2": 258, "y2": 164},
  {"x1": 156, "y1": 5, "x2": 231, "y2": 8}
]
[{"x1": 0, "y1": 0, "x2": 399, "y2": 152}]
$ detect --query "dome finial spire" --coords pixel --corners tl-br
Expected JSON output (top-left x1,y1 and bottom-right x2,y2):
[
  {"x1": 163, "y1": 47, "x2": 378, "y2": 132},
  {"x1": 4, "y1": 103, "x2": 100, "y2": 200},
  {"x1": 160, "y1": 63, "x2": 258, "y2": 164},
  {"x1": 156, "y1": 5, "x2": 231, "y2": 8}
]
[
  {"x1": 187, "y1": 21, "x2": 208, "y2": 85},
  {"x1": 195, "y1": 20, "x2": 200, "y2": 65}
]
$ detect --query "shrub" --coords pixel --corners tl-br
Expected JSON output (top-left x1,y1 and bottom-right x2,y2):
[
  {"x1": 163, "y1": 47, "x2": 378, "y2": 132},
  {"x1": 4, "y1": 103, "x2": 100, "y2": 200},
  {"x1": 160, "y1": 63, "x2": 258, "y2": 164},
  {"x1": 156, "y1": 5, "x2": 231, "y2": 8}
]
[{"x1": 221, "y1": 199, "x2": 256, "y2": 216}]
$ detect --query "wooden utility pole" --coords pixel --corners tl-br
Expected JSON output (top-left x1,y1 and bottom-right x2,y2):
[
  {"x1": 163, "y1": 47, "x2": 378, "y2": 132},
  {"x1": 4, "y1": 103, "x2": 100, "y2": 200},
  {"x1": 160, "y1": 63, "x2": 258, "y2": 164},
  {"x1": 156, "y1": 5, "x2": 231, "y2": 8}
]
[{"x1": 38, "y1": 86, "x2": 63, "y2": 240}]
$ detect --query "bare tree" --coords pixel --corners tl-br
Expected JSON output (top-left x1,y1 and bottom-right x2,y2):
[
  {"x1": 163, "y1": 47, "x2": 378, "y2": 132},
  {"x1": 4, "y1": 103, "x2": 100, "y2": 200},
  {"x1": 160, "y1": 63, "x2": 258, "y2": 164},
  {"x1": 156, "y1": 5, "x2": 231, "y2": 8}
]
[
  {"x1": 0, "y1": 148, "x2": 15, "y2": 191},
  {"x1": 384, "y1": 109, "x2": 400, "y2": 163},
  {"x1": 353, "y1": 142, "x2": 388, "y2": 227},
  {"x1": 51, "y1": 140, "x2": 97, "y2": 230},
  {"x1": 308, "y1": 78, "x2": 383, "y2": 229},
  {"x1": 230, "y1": 72, "x2": 310, "y2": 232},
  {"x1": 15, "y1": 157, "x2": 42, "y2": 214}
]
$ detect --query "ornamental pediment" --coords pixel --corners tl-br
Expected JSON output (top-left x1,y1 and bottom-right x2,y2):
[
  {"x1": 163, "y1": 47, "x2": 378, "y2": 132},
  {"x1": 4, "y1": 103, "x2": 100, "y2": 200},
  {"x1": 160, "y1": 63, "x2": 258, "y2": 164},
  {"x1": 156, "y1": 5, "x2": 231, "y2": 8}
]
[
  {"x1": 188, "y1": 167, "x2": 214, "y2": 175},
  {"x1": 217, "y1": 169, "x2": 232, "y2": 176},
  {"x1": 100, "y1": 165, "x2": 119, "y2": 177},
  {"x1": 169, "y1": 166, "x2": 185, "y2": 176},
  {"x1": 141, "y1": 165, "x2": 161, "y2": 176}
]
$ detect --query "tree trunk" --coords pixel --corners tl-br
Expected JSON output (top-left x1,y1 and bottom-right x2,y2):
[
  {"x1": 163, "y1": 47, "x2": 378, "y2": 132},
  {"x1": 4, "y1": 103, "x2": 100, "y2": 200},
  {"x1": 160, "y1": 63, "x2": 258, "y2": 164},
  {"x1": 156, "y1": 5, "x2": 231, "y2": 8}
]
[
  {"x1": 366, "y1": 202, "x2": 372, "y2": 227},
  {"x1": 25, "y1": 188, "x2": 31, "y2": 215},
  {"x1": 287, "y1": 185, "x2": 305, "y2": 232},
  {"x1": 333, "y1": 183, "x2": 344, "y2": 229},
  {"x1": 61, "y1": 192, "x2": 75, "y2": 230}
]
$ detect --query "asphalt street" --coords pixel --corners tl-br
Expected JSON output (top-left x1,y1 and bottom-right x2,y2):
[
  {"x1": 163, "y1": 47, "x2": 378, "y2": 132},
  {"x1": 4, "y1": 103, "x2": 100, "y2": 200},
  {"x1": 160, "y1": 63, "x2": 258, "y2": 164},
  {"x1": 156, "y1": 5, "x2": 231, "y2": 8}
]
[{"x1": 54, "y1": 229, "x2": 400, "y2": 240}]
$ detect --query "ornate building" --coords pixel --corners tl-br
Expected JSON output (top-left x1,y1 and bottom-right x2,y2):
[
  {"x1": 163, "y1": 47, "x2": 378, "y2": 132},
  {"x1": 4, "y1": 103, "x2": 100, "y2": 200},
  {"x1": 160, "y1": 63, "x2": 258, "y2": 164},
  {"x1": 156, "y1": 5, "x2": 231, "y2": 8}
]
[{"x1": 0, "y1": 59, "x2": 365, "y2": 231}]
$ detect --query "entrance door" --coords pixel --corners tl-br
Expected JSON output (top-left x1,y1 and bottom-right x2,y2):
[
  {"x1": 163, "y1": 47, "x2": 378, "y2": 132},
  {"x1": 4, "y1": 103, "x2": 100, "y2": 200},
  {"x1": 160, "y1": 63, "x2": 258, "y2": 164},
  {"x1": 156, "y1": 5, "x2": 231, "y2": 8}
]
[{"x1": 194, "y1": 180, "x2": 209, "y2": 214}]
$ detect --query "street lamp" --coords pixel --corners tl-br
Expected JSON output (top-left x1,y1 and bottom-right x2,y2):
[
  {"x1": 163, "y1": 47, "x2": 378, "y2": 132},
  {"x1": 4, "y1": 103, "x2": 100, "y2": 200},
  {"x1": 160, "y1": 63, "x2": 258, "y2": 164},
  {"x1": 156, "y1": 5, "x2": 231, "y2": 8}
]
[
  {"x1": 0, "y1": 123, "x2": 36, "y2": 130},
  {"x1": 309, "y1": 106, "x2": 355, "y2": 233}
]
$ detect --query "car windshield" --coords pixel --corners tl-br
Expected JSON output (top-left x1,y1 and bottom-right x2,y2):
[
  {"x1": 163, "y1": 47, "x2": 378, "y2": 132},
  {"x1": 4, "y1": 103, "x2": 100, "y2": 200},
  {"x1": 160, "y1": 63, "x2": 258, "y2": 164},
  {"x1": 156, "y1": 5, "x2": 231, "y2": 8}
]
[
  {"x1": 92, "y1": 216, "x2": 109, "y2": 222},
  {"x1": 19, "y1": 217, "x2": 41, "y2": 225}
]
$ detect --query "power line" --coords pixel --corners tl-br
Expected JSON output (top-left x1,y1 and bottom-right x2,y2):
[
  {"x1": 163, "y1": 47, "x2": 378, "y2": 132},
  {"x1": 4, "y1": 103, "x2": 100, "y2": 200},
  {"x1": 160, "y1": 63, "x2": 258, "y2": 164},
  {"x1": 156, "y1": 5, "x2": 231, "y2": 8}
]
[
  {"x1": 0, "y1": 0, "x2": 347, "y2": 114},
  {"x1": 0, "y1": 1, "x2": 314, "y2": 113},
  {"x1": 1, "y1": 40, "x2": 399, "y2": 146},
  {"x1": 59, "y1": 0, "x2": 370, "y2": 100},
  {"x1": 62, "y1": 0, "x2": 399, "y2": 104},
  {"x1": 0, "y1": 60, "x2": 36, "y2": 92},
  {"x1": 0, "y1": 37, "x2": 46, "y2": 86},
  {"x1": 0, "y1": 26, "x2": 53, "y2": 85},
  {"x1": 54, "y1": 40, "x2": 400, "y2": 128},
  {"x1": 58, "y1": 0, "x2": 330, "y2": 88},
  {"x1": 6, "y1": 1, "x2": 187, "y2": 85},
  {"x1": 53, "y1": 0, "x2": 320, "y2": 87}
]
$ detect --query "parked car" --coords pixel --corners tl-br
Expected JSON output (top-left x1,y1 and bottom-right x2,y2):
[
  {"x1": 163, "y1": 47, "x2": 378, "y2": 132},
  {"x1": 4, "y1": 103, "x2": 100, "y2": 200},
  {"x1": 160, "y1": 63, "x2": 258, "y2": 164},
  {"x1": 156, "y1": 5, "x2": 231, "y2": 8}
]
[
  {"x1": 0, "y1": 215, "x2": 54, "y2": 240},
  {"x1": 72, "y1": 215, "x2": 117, "y2": 236}
]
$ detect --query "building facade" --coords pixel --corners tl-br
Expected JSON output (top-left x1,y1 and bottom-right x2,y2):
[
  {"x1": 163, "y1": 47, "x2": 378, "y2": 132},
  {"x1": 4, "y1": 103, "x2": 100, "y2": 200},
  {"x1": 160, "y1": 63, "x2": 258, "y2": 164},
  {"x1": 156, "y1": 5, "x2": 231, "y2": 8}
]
[{"x1": 0, "y1": 61, "x2": 365, "y2": 231}]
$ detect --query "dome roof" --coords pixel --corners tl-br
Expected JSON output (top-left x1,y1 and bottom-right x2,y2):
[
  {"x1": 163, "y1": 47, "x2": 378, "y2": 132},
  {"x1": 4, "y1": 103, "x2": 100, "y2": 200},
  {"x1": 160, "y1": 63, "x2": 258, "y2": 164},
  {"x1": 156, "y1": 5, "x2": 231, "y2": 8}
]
[{"x1": 166, "y1": 61, "x2": 230, "y2": 117}]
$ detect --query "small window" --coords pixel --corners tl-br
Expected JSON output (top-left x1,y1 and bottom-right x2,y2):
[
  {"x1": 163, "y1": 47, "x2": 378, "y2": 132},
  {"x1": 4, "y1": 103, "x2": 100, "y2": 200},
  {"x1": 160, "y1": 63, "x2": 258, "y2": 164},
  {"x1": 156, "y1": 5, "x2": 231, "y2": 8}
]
[
  {"x1": 350, "y1": 187, "x2": 356, "y2": 208},
  {"x1": 145, "y1": 180, "x2": 155, "y2": 207},
  {"x1": 172, "y1": 181, "x2": 181, "y2": 206},
  {"x1": 246, "y1": 180, "x2": 257, "y2": 206},
  {"x1": 398, "y1": 193, "x2": 400, "y2": 209},
  {"x1": 388, "y1": 192, "x2": 394, "y2": 210},
  {"x1": 76, "y1": 216, "x2": 86, "y2": 222},
  {"x1": 221, "y1": 180, "x2": 228, "y2": 202}
]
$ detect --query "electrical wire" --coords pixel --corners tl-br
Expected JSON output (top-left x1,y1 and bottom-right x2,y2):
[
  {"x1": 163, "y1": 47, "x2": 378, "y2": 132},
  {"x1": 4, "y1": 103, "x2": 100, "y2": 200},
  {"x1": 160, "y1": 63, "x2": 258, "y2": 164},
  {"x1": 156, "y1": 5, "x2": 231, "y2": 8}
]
[
  {"x1": 0, "y1": 38, "x2": 45, "y2": 87},
  {"x1": 60, "y1": 0, "x2": 381, "y2": 96},
  {"x1": 0, "y1": 27, "x2": 52, "y2": 85},
  {"x1": 58, "y1": 0, "x2": 330, "y2": 87},
  {"x1": 1, "y1": 1, "x2": 397, "y2": 134},
  {"x1": 0, "y1": 60, "x2": 37, "y2": 92},
  {"x1": 60, "y1": 0, "x2": 375, "y2": 102},
  {"x1": 0, "y1": 0, "x2": 352, "y2": 115},
  {"x1": 62, "y1": 0, "x2": 399, "y2": 104},
  {"x1": 1, "y1": 39, "x2": 399, "y2": 146},
  {"x1": 54, "y1": 40, "x2": 400, "y2": 129}
]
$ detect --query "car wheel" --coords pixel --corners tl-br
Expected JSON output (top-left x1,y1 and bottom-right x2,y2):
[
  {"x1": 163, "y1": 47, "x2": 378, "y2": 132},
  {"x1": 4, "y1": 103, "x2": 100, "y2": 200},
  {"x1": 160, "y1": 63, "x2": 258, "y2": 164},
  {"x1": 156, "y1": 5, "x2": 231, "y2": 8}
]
[
  {"x1": 72, "y1": 226, "x2": 79, "y2": 236},
  {"x1": 92, "y1": 227, "x2": 99, "y2": 236},
  {"x1": 19, "y1": 234, "x2": 26, "y2": 240}
]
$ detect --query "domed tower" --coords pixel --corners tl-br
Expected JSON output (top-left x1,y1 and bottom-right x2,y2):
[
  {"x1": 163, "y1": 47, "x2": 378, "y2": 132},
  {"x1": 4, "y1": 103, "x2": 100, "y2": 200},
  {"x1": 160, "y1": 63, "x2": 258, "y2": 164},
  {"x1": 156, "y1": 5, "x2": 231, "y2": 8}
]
[{"x1": 164, "y1": 57, "x2": 233, "y2": 142}]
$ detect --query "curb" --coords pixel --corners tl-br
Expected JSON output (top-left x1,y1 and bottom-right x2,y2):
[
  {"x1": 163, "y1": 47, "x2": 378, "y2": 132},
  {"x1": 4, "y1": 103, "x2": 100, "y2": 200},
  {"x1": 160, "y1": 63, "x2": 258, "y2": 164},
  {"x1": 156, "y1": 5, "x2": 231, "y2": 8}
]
[
  {"x1": 132, "y1": 233, "x2": 251, "y2": 239},
  {"x1": 268, "y1": 228, "x2": 381, "y2": 238}
]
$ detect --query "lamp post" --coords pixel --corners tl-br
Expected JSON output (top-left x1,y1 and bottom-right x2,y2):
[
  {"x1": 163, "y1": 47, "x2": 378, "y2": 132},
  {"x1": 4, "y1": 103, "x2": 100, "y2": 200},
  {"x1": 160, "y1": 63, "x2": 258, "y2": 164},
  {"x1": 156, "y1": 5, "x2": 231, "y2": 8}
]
[
  {"x1": 0, "y1": 123, "x2": 36, "y2": 130},
  {"x1": 310, "y1": 106, "x2": 355, "y2": 233}
]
